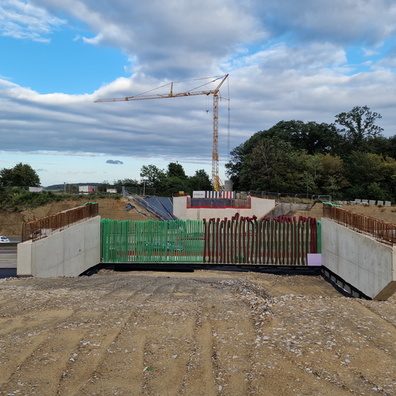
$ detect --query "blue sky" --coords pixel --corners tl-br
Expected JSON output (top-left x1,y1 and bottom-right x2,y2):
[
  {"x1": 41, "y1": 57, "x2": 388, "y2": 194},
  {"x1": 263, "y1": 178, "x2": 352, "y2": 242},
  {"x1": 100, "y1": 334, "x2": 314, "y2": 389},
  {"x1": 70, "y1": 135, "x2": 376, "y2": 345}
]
[
  {"x1": 0, "y1": 33, "x2": 129, "y2": 94},
  {"x1": 1, "y1": 0, "x2": 396, "y2": 187}
]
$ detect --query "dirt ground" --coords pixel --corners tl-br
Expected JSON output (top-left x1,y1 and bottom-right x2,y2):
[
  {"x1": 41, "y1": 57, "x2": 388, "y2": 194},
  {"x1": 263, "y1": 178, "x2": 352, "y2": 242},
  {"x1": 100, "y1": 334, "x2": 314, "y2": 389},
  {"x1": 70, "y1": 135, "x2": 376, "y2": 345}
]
[
  {"x1": 1, "y1": 270, "x2": 395, "y2": 396},
  {"x1": 294, "y1": 202, "x2": 396, "y2": 224},
  {"x1": 1, "y1": 200, "x2": 396, "y2": 395}
]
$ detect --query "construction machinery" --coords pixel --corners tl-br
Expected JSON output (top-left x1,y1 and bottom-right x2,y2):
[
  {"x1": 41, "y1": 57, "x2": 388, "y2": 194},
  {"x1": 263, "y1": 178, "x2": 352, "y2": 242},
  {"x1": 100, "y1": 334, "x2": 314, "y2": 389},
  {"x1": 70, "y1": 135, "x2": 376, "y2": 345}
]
[{"x1": 94, "y1": 74, "x2": 229, "y2": 191}]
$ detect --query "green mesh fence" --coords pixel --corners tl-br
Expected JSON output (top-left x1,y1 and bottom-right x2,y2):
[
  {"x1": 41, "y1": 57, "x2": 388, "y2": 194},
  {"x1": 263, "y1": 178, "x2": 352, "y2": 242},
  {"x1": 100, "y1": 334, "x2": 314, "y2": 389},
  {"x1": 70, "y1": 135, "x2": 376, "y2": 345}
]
[{"x1": 101, "y1": 219, "x2": 205, "y2": 263}]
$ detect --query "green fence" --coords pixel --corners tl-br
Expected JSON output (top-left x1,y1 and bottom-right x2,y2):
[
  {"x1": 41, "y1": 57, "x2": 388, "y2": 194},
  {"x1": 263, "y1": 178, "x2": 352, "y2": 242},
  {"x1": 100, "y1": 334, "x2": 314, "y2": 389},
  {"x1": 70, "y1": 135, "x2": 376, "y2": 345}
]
[
  {"x1": 101, "y1": 216, "x2": 321, "y2": 265},
  {"x1": 101, "y1": 219, "x2": 205, "y2": 263}
]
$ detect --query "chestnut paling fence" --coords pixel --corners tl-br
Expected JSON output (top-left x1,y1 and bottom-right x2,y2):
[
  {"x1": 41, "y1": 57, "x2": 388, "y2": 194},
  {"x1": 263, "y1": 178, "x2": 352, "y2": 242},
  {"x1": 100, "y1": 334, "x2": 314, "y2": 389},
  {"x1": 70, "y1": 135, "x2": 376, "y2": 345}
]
[
  {"x1": 22, "y1": 203, "x2": 99, "y2": 242},
  {"x1": 101, "y1": 214, "x2": 321, "y2": 265}
]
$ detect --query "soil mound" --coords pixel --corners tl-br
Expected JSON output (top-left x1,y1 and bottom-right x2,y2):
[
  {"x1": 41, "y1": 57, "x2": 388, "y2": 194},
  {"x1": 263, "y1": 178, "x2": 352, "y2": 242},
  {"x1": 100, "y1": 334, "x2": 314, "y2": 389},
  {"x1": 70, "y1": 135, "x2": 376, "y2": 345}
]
[{"x1": 0, "y1": 197, "x2": 157, "y2": 236}]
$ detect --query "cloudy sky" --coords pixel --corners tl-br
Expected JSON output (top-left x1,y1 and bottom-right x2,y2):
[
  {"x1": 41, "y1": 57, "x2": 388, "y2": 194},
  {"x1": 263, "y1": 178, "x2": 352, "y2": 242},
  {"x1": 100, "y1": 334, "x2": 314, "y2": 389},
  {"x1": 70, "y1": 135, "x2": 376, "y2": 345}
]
[{"x1": 1, "y1": 0, "x2": 396, "y2": 187}]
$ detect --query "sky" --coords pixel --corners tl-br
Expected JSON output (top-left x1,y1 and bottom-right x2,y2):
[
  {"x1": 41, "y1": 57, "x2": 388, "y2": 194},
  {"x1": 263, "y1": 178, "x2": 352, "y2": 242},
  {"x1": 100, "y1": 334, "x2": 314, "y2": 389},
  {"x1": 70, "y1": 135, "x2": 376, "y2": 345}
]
[{"x1": 1, "y1": 0, "x2": 396, "y2": 187}]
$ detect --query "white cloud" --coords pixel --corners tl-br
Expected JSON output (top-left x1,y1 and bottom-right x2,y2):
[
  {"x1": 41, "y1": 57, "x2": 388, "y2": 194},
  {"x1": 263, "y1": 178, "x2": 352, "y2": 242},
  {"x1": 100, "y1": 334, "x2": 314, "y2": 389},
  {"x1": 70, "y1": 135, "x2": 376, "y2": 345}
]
[
  {"x1": 260, "y1": 0, "x2": 396, "y2": 45},
  {"x1": 0, "y1": 0, "x2": 65, "y2": 42},
  {"x1": 30, "y1": 0, "x2": 263, "y2": 77}
]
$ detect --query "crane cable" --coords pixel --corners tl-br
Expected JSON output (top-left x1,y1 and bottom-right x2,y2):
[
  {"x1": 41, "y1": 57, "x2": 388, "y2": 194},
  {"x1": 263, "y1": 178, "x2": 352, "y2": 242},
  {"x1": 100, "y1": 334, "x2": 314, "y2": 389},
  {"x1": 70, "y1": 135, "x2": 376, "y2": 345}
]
[
  {"x1": 133, "y1": 75, "x2": 226, "y2": 97},
  {"x1": 227, "y1": 76, "x2": 231, "y2": 162}
]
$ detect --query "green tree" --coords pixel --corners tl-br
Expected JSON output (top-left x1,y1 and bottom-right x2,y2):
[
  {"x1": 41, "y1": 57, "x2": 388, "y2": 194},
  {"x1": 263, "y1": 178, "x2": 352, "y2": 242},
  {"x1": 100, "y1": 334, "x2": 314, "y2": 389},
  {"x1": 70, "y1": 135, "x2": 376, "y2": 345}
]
[
  {"x1": 335, "y1": 106, "x2": 384, "y2": 148},
  {"x1": 167, "y1": 162, "x2": 187, "y2": 179},
  {"x1": 225, "y1": 120, "x2": 343, "y2": 191},
  {"x1": 0, "y1": 163, "x2": 40, "y2": 188},
  {"x1": 159, "y1": 163, "x2": 190, "y2": 196},
  {"x1": 188, "y1": 169, "x2": 212, "y2": 191},
  {"x1": 343, "y1": 152, "x2": 396, "y2": 200},
  {"x1": 238, "y1": 137, "x2": 297, "y2": 192},
  {"x1": 140, "y1": 165, "x2": 166, "y2": 186},
  {"x1": 114, "y1": 178, "x2": 140, "y2": 188},
  {"x1": 266, "y1": 120, "x2": 342, "y2": 155}
]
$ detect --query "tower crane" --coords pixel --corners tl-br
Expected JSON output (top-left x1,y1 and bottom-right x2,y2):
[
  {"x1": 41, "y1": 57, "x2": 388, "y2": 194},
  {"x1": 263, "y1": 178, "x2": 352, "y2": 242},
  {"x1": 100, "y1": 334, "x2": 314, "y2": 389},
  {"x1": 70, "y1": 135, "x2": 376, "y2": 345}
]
[{"x1": 94, "y1": 74, "x2": 229, "y2": 192}]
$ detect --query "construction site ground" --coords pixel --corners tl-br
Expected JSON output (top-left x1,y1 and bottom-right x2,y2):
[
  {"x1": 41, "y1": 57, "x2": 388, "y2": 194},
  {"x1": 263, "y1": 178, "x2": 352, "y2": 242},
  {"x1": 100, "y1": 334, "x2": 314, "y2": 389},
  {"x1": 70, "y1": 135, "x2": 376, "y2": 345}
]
[{"x1": 0, "y1": 198, "x2": 396, "y2": 395}]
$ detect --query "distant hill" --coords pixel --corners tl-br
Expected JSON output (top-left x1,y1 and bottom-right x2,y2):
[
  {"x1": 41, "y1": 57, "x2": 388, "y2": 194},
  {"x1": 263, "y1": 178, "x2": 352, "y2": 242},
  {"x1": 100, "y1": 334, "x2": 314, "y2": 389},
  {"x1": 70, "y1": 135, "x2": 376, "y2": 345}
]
[{"x1": 45, "y1": 183, "x2": 102, "y2": 191}]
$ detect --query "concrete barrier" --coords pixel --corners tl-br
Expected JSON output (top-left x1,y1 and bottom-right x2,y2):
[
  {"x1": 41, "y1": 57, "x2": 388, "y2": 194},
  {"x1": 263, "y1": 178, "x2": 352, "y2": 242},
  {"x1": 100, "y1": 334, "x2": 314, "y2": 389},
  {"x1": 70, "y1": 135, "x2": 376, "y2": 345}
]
[
  {"x1": 321, "y1": 218, "x2": 396, "y2": 300},
  {"x1": 17, "y1": 216, "x2": 101, "y2": 278}
]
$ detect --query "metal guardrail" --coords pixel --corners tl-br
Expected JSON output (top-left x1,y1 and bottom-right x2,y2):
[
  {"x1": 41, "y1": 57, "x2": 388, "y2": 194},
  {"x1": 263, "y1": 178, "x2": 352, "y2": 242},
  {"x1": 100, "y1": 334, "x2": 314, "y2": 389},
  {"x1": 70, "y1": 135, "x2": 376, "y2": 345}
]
[
  {"x1": 323, "y1": 204, "x2": 396, "y2": 245},
  {"x1": 21, "y1": 203, "x2": 99, "y2": 242}
]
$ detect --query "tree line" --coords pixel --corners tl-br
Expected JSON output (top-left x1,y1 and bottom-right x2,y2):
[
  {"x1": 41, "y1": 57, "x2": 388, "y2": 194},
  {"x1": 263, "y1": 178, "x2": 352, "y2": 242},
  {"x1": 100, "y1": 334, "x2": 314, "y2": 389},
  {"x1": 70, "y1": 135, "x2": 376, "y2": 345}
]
[
  {"x1": 225, "y1": 106, "x2": 396, "y2": 202},
  {"x1": 107, "y1": 162, "x2": 212, "y2": 196},
  {"x1": 0, "y1": 162, "x2": 212, "y2": 205}
]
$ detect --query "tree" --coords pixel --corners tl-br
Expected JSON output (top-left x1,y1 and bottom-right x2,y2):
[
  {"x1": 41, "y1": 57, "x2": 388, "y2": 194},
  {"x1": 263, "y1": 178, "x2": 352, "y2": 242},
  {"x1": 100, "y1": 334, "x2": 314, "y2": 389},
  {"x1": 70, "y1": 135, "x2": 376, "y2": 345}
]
[
  {"x1": 335, "y1": 106, "x2": 384, "y2": 147},
  {"x1": 114, "y1": 178, "x2": 140, "y2": 188},
  {"x1": 237, "y1": 137, "x2": 297, "y2": 192},
  {"x1": 140, "y1": 165, "x2": 166, "y2": 186},
  {"x1": 343, "y1": 152, "x2": 396, "y2": 200},
  {"x1": 0, "y1": 163, "x2": 40, "y2": 187},
  {"x1": 167, "y1": 162, "x2": 187, "y2": 179},
  {"x1": 225, "y1": 120, "x2": 343, "y2": 191},
  {"x1": 266, "y1": 120, "x2": 342, "y2": 155},
  {"x1": 188, "y1": 169, "x2": 212, "y2": 191}
]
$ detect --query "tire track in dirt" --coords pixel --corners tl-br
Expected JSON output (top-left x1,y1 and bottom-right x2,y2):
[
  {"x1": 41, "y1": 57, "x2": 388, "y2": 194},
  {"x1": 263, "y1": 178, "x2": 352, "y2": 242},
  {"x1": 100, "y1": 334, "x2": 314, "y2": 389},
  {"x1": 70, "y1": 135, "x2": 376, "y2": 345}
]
[
  {"x1": 0, "y1": 327, "x2": 86, "y2": 395},
  {"x1": 0, "y1": 277, "x2": 160, "y2": 395},
  {"x1": 134, "y1": 277, "x2": 261, "y2": 395},
  {"x1": 139, "y1": 280, "x2": 201, "y2": 395},
  {"x1": 0, "y1": 309, "x2": 74, "y2": 388},
  {"x1": 180, "y1": 308, "x2": 217, "y2": 395},
  {"x1": 208, "y1": 290, "x2": 257, "y2": 395},
  {"x1": 55, "y1": 279, "x2": 163, "y2": 396}
]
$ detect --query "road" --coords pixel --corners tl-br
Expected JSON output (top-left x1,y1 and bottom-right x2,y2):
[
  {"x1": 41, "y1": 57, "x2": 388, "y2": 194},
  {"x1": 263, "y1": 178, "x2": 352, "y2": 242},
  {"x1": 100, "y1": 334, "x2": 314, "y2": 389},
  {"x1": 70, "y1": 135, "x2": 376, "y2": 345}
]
[
  {"x1": 0, "y1": 246, "x2": 17, "y2": 278},
  {"x1": 0, "y1": 249, "x2": 17, "y2": 269}
]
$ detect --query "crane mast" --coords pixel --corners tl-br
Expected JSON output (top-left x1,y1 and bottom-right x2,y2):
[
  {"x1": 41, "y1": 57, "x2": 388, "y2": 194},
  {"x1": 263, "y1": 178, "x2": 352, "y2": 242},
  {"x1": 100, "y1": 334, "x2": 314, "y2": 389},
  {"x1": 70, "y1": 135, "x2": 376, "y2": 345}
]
[{"x1": 95, "y1": 74, "x2": 229, "y2": 191}]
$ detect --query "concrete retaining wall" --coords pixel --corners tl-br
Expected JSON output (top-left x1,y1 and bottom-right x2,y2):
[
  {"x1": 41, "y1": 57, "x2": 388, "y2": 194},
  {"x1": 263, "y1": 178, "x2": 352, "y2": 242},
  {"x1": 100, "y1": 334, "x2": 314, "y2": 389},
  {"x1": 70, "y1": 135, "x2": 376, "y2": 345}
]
[
  {"x1": 17, "y1": 216, "x2": 101, "y2": 278},
  {"x1": 321, "y1": 218, "x2": 396, "y2": 300},
  {"x1": 265, "y1": 202, "x2": 312, "y2": 218},
  {"x1": 173, "y1": 196, "x2": 275, "y2": 220}
]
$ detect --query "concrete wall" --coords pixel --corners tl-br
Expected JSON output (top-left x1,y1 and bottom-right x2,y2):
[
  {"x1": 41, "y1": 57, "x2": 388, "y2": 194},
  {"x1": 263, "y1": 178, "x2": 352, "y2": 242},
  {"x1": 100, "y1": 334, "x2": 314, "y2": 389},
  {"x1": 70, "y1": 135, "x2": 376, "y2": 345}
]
[
  {"x1": 173, "y1": 196, "x2": 275, "y2": 220},
  {"x1": 265, "y1": 202, "x2": 312, "y2": 218},
  {"x1": 17, "y1": 216, "x2": 101, "y2": 278},
  {"x1": 321, "y1": 218, "x2": 396, "y2": 300}
]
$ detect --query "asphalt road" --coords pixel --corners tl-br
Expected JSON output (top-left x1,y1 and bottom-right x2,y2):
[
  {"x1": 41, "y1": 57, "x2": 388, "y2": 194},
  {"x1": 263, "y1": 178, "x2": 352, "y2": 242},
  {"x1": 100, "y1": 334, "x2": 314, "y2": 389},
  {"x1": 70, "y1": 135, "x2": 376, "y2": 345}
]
[{"x1": 0, "y1": 249, "x2": 17, "y2": 269}]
